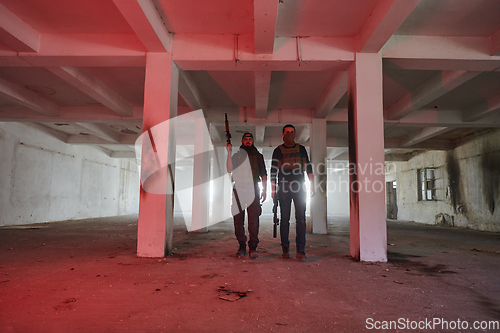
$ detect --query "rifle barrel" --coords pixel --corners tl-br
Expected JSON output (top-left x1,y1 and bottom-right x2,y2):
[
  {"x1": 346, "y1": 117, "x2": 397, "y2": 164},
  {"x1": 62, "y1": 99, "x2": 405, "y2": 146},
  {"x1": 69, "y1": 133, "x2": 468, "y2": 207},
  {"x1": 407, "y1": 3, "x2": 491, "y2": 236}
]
[
  {"x1": 224, "y1": 113, "x2": 231, "y2": 144},
  {"x1": 273, "y1": 193, "x2": 279, "y2": 238}
]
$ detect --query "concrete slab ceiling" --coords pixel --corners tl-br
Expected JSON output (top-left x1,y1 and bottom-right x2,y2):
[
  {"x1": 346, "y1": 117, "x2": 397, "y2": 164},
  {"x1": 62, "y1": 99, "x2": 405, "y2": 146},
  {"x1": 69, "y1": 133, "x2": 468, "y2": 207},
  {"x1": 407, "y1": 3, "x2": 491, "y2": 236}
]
[{"x1": 0, "y1": 0, "x2": 499, "y2": 159}]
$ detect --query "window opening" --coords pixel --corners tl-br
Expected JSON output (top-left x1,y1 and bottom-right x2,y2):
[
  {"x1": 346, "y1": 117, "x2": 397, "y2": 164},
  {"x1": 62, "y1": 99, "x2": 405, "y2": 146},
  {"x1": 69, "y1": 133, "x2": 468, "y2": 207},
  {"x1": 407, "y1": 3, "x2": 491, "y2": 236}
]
[{"x1": 418, "y1": 168, "x2": 437, "y2": 201}]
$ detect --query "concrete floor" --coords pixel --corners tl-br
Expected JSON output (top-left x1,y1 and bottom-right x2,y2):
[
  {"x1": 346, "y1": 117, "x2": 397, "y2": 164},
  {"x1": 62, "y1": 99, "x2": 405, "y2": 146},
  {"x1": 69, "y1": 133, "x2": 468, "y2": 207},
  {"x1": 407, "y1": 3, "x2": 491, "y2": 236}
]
[{"x1": 0, "y1": 215, "x2": 499, "y2": 332}]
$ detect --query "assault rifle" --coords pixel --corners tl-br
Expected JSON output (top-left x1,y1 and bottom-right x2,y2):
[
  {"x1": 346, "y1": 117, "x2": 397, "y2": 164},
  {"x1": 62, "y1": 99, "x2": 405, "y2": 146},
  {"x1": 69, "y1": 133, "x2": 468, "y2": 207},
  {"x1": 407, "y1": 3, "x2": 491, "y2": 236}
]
[
  {"x1": 224, "y1": 113, "x2": 231, "y2": 147},
  {"x1": 272, "y1": 185, "x2": 279, "y2": 238}
]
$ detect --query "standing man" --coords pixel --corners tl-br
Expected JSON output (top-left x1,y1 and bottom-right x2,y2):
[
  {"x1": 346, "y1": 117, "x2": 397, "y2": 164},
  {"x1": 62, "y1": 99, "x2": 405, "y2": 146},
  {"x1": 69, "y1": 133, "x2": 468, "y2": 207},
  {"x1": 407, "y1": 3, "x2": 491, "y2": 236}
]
[
  {"x1": 226, "y1": 132, "x2": 267, "y2": 259},
  {"x1": 271, "y1": 124, "x2": 315, "y2": 261}
]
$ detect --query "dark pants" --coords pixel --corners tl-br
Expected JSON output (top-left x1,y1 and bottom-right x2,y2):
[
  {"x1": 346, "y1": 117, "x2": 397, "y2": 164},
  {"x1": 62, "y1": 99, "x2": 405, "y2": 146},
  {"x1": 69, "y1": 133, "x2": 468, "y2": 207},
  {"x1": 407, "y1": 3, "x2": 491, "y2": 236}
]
[
  {"x1": 279, "y1": 181, "x2": 307, "y2": 252},
  {"x1": 232, "y1": 184, "x2": 261, "y2": 250}
]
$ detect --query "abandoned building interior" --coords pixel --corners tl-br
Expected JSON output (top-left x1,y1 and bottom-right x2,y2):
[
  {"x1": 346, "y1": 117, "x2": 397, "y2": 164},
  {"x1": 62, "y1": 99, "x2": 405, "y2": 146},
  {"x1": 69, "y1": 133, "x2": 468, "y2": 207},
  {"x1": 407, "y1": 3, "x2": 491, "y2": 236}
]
[{"x1": 0, "y1": 0, "x2": 499, "y2": 331}]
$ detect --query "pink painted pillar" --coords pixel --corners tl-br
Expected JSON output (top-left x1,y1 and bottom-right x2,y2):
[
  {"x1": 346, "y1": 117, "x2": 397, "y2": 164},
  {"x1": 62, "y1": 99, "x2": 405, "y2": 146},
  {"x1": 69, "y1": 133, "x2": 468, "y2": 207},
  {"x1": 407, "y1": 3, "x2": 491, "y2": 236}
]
[
  {"x1": 347, "y1": 53, "x2": 387, "y2": 262},
  {"x1": 137, "y1": 52, "x2": 179, "y2": 257}
]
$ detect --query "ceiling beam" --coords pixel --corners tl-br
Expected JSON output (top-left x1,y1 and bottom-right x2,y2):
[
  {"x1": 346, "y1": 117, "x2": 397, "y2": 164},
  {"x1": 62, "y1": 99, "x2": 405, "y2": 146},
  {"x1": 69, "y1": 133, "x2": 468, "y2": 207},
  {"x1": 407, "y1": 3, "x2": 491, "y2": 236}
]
[
  {"x1": 214, "y1": 131, "x2": 458, "y2": 151},
  {"x1": 3, "y1": 34, "x2": 354, "y2": 70},
  {"x1": 385, "y1": 138, "x2": 454, "y2": 150},
  {"x1": 327, "y1": 148, "x2": 348, "y2": 160},
  {"x1": 136, "y1": 0, "x2": 173, "y2": 50},
  {"x1": 357, "y1": 0, "x2": 420, "y2": 53},
  {"x1": 178, "y1": 70, "x2": 207, "y2": 111},
  {"x1": 113, "y1": 0, "x2": 172, "y2": 52},
  {"x1": 194, "y1": 107, "x2": 500, "y2": 129},
  {"x1": 255, "y1": 71, "x2": 271, "y2": 118},
  {"x1": 3, "y1": 32, "x2": 498, "y2": 71},
  {"x1": 207, "y1": 107, "x2": 314, "y2": 126},
  {"x1": 0, "y1": 106, "x2": 143, "y2": 123},
  {"x1": 11, "y1": 34, "x2": 146, "y2": 67},
  {"x1": 92, "y1": 146, "x2": 113, "y2": 157},
  {"x1": 383, "y1": 35, "x2": 500, "y2": 71},
  {"x1": 253, "y1": 0, "x2": 279, "y2": 54},
  {"x1": 75, "y1": 123, "x2": 121, "y2": 143},
  {"x1": 384, "y1": 152, "x2": 418, "y2": 162},
  {"x1": 388, "y1": 109, "x2": 500, "y2": 128},
  {"x1": 0, "y1": 77, "x2": 60, "y2": 117},
  {"x1": 314, "y1": 72, "x2": 347, "y2": 118},
  {"x1": 206, "y1": 71, "x2": 254, "y2": 107},
  {"x1": 173, "y1": 35, "x2": 354, "y2": 71},
  {"x1": 328, "y1": 151, "x2": 349, "y2": 161},
  {"x1": 262, "y1": 136, "x2": 344, "y2": 148},
  {"x1": 260, "y1": 135, "x2": 455, "y2": 150},
  {"x1": 176, "y1": 145, "x2": 193, "y2": 160},
  {"x1": 0, "y1": 49, "x2": 32, "y2": 66},
  {"x1": 0, "y1": 4, "x2": 39, "y2": 52},
  {"x1": 401, "y1": 127, "x2": 451, "y2": 148},
  {"x1": 66, "y1": 134, "x2": 137, "y2": 145},
  {"x1": 110, "y1": 151, "x2": 136, "y2": 159},
  {"x1": 47, "y1": 66, "x2": 134, "y2": 117},
  {"x1": 334, "y1": 109, "x2": 500, "y2": 127},
  {"x1": 255, "y1": 125, "x2": 265, "y2": 145},
  {"x1": 385, "y1": 70, "x2": 481, "y2": 120},
  {"x1": 463, "y1": 93, "x2": 500, "y2": 122},
  {"x1": 22, "y1": 122, "x2": 69, "y2": 142},
  {"x1": 325, "y1": 108, "x2": 348, "y2": 122},
  {"x1": 490, "y1": 30, "x2": 500, "y2": 56},
  {"x1": 69, "y1": 133, "x2": 207, "y2": 147}
]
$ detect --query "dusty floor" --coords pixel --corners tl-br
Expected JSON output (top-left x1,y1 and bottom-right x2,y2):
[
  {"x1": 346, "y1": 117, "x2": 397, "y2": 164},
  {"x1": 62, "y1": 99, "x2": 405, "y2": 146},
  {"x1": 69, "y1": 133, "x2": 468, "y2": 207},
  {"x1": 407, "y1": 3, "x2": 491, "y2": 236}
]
[{"x1": 0, "y1": 215, "x2": 499, "y2": 333}]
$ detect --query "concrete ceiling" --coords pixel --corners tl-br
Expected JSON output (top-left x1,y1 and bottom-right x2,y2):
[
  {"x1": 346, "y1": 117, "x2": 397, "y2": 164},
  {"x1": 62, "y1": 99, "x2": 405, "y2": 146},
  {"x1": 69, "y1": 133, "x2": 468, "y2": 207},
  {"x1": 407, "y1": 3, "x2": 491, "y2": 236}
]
[{"x1": 0, "y1": 0, "x2": 499, "y2": 161}]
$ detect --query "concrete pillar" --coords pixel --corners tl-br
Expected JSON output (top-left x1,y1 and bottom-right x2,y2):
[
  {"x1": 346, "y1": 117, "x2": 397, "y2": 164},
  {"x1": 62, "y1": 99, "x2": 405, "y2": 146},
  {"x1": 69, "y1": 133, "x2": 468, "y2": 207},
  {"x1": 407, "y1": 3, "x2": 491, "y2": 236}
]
[
  {"x1": 347, "y1": 53, "x2": 387, "y2": 262},
  {"x1": 137, "y1": 52, "x2": 179, "y2": 257},
  {"x1": 191, "y1": 117, "x2": 210, "y2": 232},
  {"x1": 310, "y1": 119, "x2": 328, "y2": 234}
]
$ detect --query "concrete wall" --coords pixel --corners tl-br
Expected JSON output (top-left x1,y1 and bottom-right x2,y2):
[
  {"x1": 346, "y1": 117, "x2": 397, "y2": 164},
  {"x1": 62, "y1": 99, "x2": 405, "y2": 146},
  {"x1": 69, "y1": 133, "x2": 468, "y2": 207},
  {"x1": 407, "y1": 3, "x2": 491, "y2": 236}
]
[
  {"x1": 395, "y1": 151, "x2": 452, "y2": 223},
  {"x1": 0, "y1": 123, "x2": 139, "y2": 226},
  {"x1": 395, "y1": 130, "x2": 500, "y2": 232}
]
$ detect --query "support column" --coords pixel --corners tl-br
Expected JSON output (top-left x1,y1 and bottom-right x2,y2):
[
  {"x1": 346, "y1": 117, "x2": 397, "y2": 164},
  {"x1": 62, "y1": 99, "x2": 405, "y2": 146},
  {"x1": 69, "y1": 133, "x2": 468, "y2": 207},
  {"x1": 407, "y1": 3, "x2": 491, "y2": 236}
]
[
  {"x1": 310, "y1": 119, "x2": 327, "y2": 234},
  {"x1": 137, "y1": 52, "x2": 179, "y2": 257},
  {"x1": 191, "y1": 117, "x2": 210, "y2": 232},
  {"x1": 347, "y1": 52, "x2": 387, "y2": 262}
]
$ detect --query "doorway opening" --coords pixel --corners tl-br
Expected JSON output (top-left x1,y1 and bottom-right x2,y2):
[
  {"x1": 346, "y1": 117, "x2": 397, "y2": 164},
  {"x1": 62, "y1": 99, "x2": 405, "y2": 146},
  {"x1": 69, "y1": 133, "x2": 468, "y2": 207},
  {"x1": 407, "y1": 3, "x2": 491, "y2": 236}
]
[{"x1": 386, "y1": 181, "x2": 398, "y2": 219}]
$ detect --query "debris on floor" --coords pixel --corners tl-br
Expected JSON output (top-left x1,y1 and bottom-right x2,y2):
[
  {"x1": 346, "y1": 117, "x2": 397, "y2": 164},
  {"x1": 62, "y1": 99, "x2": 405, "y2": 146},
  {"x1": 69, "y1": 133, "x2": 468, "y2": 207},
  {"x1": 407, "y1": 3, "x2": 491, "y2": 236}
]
[{"x1": 217, "y1": 286, "x2": 251, "y2": 302}]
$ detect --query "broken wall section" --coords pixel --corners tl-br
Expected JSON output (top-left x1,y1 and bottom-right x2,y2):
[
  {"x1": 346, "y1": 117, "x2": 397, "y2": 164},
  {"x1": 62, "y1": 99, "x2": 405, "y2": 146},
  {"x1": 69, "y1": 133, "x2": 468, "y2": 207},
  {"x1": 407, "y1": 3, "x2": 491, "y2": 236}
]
[
  {"x1": 396, "y1": 130, "x2": 500, "y2": 232},
  {"x1": 0, "y1": 123, "x2": 139, "y2": 227}
]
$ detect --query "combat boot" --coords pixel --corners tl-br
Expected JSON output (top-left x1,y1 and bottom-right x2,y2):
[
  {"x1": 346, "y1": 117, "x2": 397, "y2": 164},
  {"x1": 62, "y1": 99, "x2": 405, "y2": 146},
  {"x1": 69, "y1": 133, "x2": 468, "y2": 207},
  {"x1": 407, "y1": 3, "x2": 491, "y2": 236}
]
[
  {"x1": 236, "y1": 242, "x2": 247, "y2": 258},
  {"x1": 296, "y1": 251, "x2": 307, "y2": 261},
  {"x1": 282, "y1": 245, "x2": 290, "y2": 258},
  {"x1": 248, "y1": 246, "x2": 259, "y2": 259}
]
